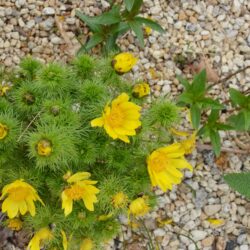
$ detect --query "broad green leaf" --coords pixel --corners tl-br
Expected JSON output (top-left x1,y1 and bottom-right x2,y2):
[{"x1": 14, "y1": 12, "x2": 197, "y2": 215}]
[
  {"x1": 215, "y1": 123, "x2": 233, "y2": 131},
  {"x1": 199, "y1": 97, "x2": 223, "y2": 109},
  {"x1": 191, "y1": 69, "x2": 207, "y2": 96},
  {"x1": 134, "y1": 16, "x2": 165, "y2": 33},
  {"x1": 124, "y1": 0, "x2": 135, "y2": 11},
  {"x1": 209, "y1": 129, "x2": 221, "y2": 156},
  {"x1": 190, "y1": 104, "x2": 201, "y2": 129},
  {"x1": 229, "y1": 88, "x2": 247, "y2": 107},
  {"x1": 84, "y1": 33, "x2": 104, "y2": 51},
  {"x1": 177, "y1": 75, "x2": 191, "y2": 90},
  {"x1": 228, "y1": 111, "x2": 249, "y2": 131},
  {"x1": 91, "y1": 5, "x2": 121, "y2": 25},
  {"x1": 76, "y1": 10, "x2": 102, "y2": 33},
  {"x1": 130, "y1": 0, "x2": 143, "y2": 16},
  {"x1": 110, "y1": 22, "x2": 130, "y2": 35},
  {"x1": 103, "y1": 35, "x2": 119, "y2": 54},
  {"x1": 128, "y1": 20, "x2": 144, "y2": 47},
  {"x1": 207, "y1": 109, "x2": 219, "y2": 123},
  {"x1": 224, "y1": 172, "x2": 250, "y2": 199},
  {"x1": 177, "y1": 92, "x2": 193, "y2": 104}
]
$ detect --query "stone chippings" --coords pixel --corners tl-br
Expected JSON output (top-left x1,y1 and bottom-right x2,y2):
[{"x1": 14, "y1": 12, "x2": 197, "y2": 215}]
[{"x1": 0, "y1": 0, "x2": 250, "y2": 249}]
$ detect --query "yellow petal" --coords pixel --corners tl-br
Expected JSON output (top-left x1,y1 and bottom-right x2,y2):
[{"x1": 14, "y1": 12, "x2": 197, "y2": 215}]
[
  {"x1": 67, "y1": 172, "x2": 91, "y2": 183},
  {"x1": 90, "y1": 117, "x2": 104, "y2": 127},
  {"x1": 169, "y1": 128, "x2": 190, "y2": 137},
  {"x1": 62, "y1": 191, "x2": 73, "y2": 216},
  {"x1": 61, "y1": 230, "x2": 68, "y2": 250}
]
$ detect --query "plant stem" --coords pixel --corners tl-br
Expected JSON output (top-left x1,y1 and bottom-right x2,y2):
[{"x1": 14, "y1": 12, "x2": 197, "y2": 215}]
[
  {"x1": 138, "y1": 218, "x2": 154, "y2": 250},
  {"x1": 208, "y1": 65, "x2": 250, "y2": 89},
  {"x1": 177, "y1": 233, "x2": 200, "y2": 250},
  {"x1": 17, "y1": 110, "x2": 43, "y2": 142}
]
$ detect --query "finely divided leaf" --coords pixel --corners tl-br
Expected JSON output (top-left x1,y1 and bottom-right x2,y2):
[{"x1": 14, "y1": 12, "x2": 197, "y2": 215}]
[{"x1": 224, "y1": 172, "x2": 250, "y2": 199}]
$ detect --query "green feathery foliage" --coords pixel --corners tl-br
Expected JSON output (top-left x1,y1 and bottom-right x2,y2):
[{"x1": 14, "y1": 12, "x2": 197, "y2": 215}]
[{"x1": 0, "y1": 54, "x2": 181, "y2": 249}]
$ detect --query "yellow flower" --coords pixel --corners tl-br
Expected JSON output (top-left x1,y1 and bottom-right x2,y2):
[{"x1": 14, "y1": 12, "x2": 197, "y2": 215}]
[
  {"x1": 144, "y1": 26, "x2": 152, "y2": 35},
  {"x1": 97, "y1": 213, "x2": 113, "y2": 221},
  {"x1": 91, "y1": 93, "x2": 141, "y2": 143},
  {"x1": 61, "y1": 230, "x2": 68, "y2": 250},
  {"x1": 132, "y1": 82, "x2": 150, "y2": 98},
  {"x1": 0, "y1": 180, "x2": 44, "y2": 218},
  {"x1": 27, "y1": 227, "x2": 53, "y2": 250},
  {"x1": 147, "y1": 143, "x2": 192, "y2": 192},
  {"x1": 7, "y1": 218, "x2": 23, "y2": 231},
  {"x1": 112, "y1": 52, "x2": 138, "y2": 73},
  {"x1": 0, "y1": 123, "x2": 8, "y2": 140},
  {"x1": 37, "y1": 139, "x2": 52, "y2": 156},
  {"x1": 61, "y1": 172, "x2": 100, "y2": 216},
  {"x1": 80, "y1": 238, "x2": 94, "y2": 250},
  {"x1": 0, "y1": 85, "x2": 10, "y2": 96},
  {"x1": 112, "y1": 192, "x2": 128, "y2": 208},
  {"x1": 128, "y1": 196, "x2": 150, "y2": 217},
  {"x1": 180, "y1": 132, "x2": 196, "y2": 154}
]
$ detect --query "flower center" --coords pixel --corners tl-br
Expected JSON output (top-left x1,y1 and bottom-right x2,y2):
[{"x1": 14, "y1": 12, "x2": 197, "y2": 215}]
[
  {"x1": 151, "y1": 154, "x2": 167, "y2": 173},
  {"x1": 64, "y1": 184, "x2": 85, "y2": 200},
  {"x1": 0, "y1": 123, "x2": 8, "y2": 140},
  {"x1": 9, "y1": 187, "x2": 30, "y2": 201},
  {"x1": 108, "y1": 108, "x2": 124, "y2": 127}
]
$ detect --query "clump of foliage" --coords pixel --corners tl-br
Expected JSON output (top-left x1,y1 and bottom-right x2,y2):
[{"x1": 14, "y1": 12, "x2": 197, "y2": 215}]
[
  {"x1": 76, "y1": 0, "x2": 164, "y2": 54},
  {"x1": 177, "y1": 69, "x2": 250, "y2": 199},
  {"x1": 0, "y1": 55, "x2": 185, "y2": 249}
]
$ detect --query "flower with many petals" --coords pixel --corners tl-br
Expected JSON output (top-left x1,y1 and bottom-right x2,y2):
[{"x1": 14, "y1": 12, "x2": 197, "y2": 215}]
[
  {"x1": 128, "y1": 196, "x2": 150, "y2": 217},
  {"x1": 0, "y1": 123, "x2": 8, "y2": 140},
  {"x1": 147, "y1": 143, "x2": 192, "y2": 192},
  {"x1": 112, "y1": 192, "x2": 128, "y2": 208},
  {"x1": 27, "y1": 227, "x2": 53, "y2": 250},
  {"x1": 132, "y1": 82, "x2": 150, "y2": 98},
  {"x1": 80, "y1": 238, "x2": 94, "y2": 250},
  {"x1": 61, "y1": 172, "x2": 100, "y2": 216},
  {"x1": 91, "y1": 93, "x2": 141, "y2": 143},
  {"x1": 7, "y1": 218, "x2": 23, "y2": 231},
  {"x1": 0, "y1": 180, "x2": 44, "y2": 218},
  {"x1": 37, "y1": 139, "x2": 52, "y2": 156},
  {"x1": 112, "y1": 52, "x2": 138, "y2": 73}
]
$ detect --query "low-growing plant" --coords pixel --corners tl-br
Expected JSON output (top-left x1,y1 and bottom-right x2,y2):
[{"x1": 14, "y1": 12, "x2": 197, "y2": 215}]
[
  {"x1": 0, "y1": 54, "x2": 194, "y2": 249},
  {"x1": 75, "y1": 0, "x2": 164, "y2": 54},
  {"x1": 177, "y1": 69, "x2": 250, "y2": 200}
]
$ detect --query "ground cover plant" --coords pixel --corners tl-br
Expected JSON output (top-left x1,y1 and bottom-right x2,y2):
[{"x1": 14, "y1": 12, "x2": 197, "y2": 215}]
[{"x1": 0, "y1": 54, "x2": 196, "y2": 249}]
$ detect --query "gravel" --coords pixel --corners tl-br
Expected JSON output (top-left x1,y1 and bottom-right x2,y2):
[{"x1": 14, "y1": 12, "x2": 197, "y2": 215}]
[{"x1": 0, "y1": 0, "x2": 250, "y2": 249}]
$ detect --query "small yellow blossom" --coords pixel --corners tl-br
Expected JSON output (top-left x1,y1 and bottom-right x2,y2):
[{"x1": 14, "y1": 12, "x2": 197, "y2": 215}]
[
  {"x1": 179, "y1": 132, "x2": 196, "y2": 155},
  {"x1": 132, "y1": 82, "x2": 150, "y2": 98},
  {"x1": 7, "y1": 218, "x2": 23, "y2": 231},
  {"x1": 147, "y1": 143, "x2": 192, "y2": 192},
  {"x1": 37, "y1": 139, "x2": 52, "y2": 156},
  {"x1": 80, "y1": 238, "x2": 94, "y2": 250},
  {"x1": 144, "y1": 26, "x2": 152, "y2": 35},
  {"x1": 0, "y1": 180, "x2": 44, "y2": 218},
  {"x1": 112, "y1": 192, "x2": 128, "y2": 208},
  {"x1": 128, "y1": 220, "x2": 140, "y2": 229},
  {"x1": 28, "y1": 227, "x2": 53, "y2": 250},
  {"x1": 0, "y1": 123, "x2": 8, "y2": 140},
  {"x1": 0, "y1": 85, "x2": 10, "y2": 96},
  {"x1": 91, "y1": 93, "x2": 141, "y2": 143},
  {"x1": 61, "y1": 172, "x2": 100, "y2": 216},
  {"x1": 129, "y1": 196, "x2": 150, "y2": 217},
  {"x1": 112, "y1": 52, "x2": 138, "y2": 73},
  {"x1": 97, "y1": 213, "x2": 113, "y2": 221},
  {"x1": 61, "y1": 230, "x2": 68, "y2": 250},
  {"x1": 206, "y1": 218, "x2": 224, "y2": 226}
]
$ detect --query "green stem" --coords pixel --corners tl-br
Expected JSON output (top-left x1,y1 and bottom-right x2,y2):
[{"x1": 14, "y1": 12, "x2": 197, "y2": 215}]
[
  {"x1": 177, "y1": 231, "x2": 200, "y2": 250},
  {"x1": 138, "y1": 218, "x2": 154, "y2": 250}
]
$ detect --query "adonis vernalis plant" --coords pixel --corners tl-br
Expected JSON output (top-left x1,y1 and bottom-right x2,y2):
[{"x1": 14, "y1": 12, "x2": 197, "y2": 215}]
[{"x1": 0, "y1": 53, "x2": 193, "y2": 249}]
